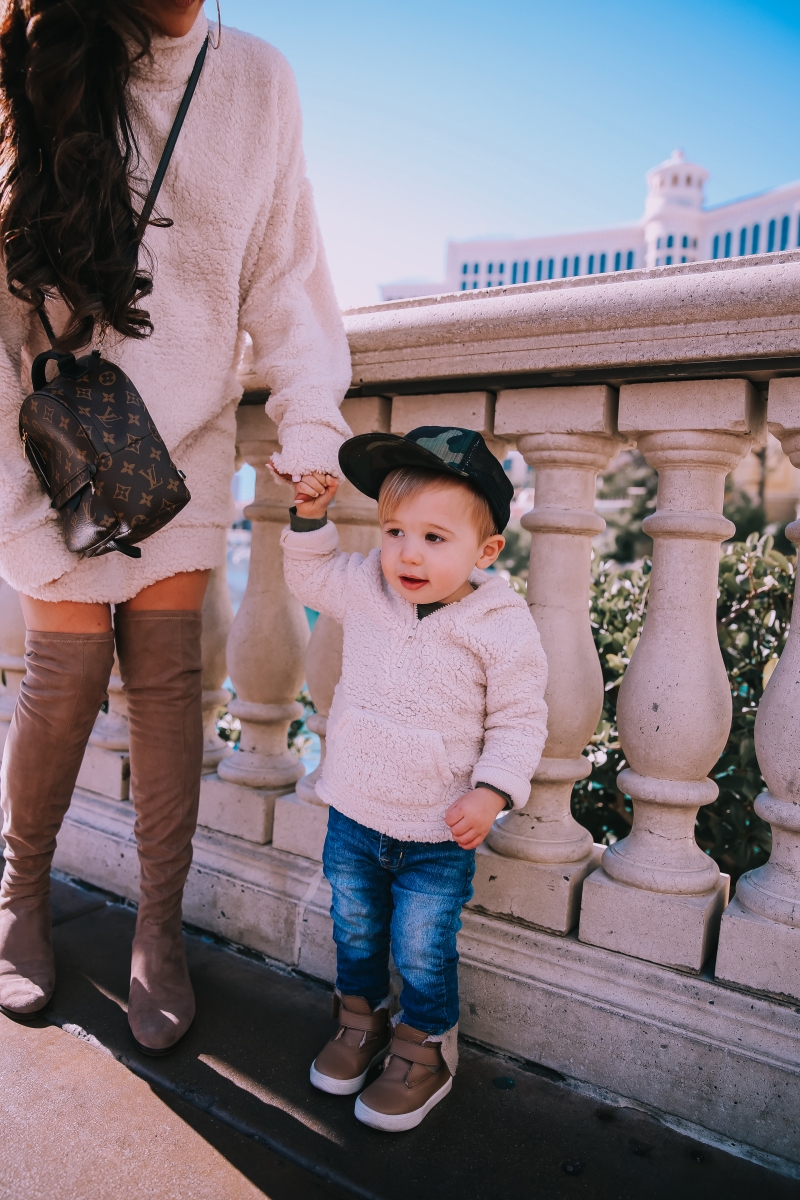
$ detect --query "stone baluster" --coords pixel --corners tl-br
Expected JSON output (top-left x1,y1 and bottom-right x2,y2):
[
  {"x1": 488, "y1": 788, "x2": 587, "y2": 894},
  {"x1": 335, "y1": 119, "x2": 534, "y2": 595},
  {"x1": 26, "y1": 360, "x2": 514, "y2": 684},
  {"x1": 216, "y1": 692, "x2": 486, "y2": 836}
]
[
  {"x1": 89, "y1": 654, "x2": 129, "y2": 753},
  {"x1": 716, "y1": 377, "x2": 800, "y2": 1000},
  {"x1": 0, "y1": 579, "x2": 26, "y2": 764},
  {"x1": 579, "y1": 380, "x2": 764, "y2": 972},
  {"x1": 200, "y1": 564, "x2": 234, "y2": 771},
  {"x1": 272, "y1": 398, "x2": 389, "y2": 860},
  {"x1": 471, "y1": 386, "x2": 623, "y2": 933},
  {"x1": 198, "y1": 405, "x2": 309, "y2": 845}
]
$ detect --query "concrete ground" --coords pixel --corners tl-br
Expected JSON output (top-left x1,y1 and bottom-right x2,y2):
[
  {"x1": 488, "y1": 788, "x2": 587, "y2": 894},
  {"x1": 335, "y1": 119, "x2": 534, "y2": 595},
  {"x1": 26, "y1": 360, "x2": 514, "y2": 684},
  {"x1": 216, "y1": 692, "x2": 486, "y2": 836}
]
[{"x1": 1, "y1": 873, "x2": 797, "y2": 1200}]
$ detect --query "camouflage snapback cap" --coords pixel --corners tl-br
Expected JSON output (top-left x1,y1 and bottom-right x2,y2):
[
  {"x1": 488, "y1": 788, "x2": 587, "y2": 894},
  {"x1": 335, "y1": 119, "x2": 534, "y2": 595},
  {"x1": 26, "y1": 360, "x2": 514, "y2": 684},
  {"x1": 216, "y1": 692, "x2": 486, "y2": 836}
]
[{"x1": 338, "y1": 425, "x2": 514, "y2": 533}]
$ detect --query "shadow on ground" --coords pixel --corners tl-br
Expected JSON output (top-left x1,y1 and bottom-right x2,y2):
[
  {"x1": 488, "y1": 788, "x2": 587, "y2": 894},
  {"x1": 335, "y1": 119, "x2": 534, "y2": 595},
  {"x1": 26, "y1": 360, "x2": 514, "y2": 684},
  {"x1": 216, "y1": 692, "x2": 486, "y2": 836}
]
[{"x1": 28, "y1": 873, "x2": 799, "y2": 1200}]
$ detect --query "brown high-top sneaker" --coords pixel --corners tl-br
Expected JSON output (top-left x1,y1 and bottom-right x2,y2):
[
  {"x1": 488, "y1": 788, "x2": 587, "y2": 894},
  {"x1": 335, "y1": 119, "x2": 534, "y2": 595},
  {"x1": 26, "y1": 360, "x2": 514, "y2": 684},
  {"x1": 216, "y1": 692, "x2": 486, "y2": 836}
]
[
  {"x1": 355, "y1": 1023, "x2": 453, "y2": 1131},
  {"x1": 310, "y1": 995, "x2": 391, "y2": 1095},
  {"x1": 0, "y1": 631, "x2": 114, "y2": 1019}
]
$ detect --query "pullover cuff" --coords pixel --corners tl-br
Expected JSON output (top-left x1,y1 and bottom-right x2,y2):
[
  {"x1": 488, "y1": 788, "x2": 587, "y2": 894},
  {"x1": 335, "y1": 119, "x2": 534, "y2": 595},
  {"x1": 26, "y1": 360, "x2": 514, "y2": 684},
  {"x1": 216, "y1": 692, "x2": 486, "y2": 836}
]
[{"x1": 289, "y1": 506, "x2": 328, "y2": 532}]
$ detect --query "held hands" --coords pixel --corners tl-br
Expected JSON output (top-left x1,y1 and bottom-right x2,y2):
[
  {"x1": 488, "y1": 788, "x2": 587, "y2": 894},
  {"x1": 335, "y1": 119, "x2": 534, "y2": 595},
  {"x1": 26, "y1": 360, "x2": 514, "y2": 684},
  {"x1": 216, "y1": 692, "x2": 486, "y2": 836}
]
[
  {"x1": 445, "y1": 788, "x2": 507, "y2": 850},
  {"x1": 269, "y1": 464, "x2": 339, "y2": 520}
]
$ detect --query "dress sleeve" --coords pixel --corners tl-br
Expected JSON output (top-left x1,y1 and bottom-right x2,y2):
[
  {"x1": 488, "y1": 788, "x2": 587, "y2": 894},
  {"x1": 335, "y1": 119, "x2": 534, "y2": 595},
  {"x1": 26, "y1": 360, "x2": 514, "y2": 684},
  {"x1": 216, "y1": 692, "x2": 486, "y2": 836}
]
[
  {"x1": 0, "y1": 290, "x2": 74, "y2": 591},
  {"x1": 471, "y1": 607, "x2": 549, "y2": 809},
  {"x1": 239, "y1": 56, "x2": 352, "y2": 480}
]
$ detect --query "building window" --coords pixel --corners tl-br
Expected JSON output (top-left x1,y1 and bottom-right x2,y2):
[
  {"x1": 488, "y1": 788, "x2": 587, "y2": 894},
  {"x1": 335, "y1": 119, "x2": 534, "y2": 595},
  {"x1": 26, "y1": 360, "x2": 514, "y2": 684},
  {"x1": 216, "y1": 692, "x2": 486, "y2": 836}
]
[
  {"x1": 693, "y1": 238, "x2": 697, "y2": 248},
  {"x1": 768, "y1": 219, "x2": 776, "y2": 253},
  {"x1": 499, "y1": 262, "x2": 505, "y2": 275},
  {"x1": 535, "y1": 260, "x2": 542, "y2": 282},
  {"x1": 667, "y1": 234, "x2": 674, "y2": 248},
  {"x1": 487, "y1": 263, "x2": 493, "y2": 274},
  {"x1": 588, "y1": 254, "x2": 595, "y2": 274},
  {"x1": 614, "y1": 251, "x2": 621, "y2": 271},
  {"x1": 473, "y1": 263, "x2": 479, "y2": 274},
  {"x1": 739, "y1": 228, "x2": 747, "y2": 256},
  {"x1": 682, "y1": 235, "x2": 689, "y2": 248},
  {"x1": 656, "y1": 237, "x2": 662, "y2": 249},
  {"x1": 573, "y1": 255, "x2": 580, "y2": 276},
  {"x1": 713, "y1": 235, "x2": 720, "y2": 259},
  {"x1": 561, "y1": 257, "x2": 568, "y2": 278},
  {"x1": 523, "y1": 261, "x2": 530, "y2": 283},
  {"x1": 472, "y1": 281, "x2": 478, "y2": 288},
  {"x1": 512, "y1": 262, "x2": 518, "y2": 284},
  {"x1": 724, "y1": 231, "x2": 732, "y2": 257},
  {"x1": 600, "y1": 253, "x2": 606, "y2": 272},
  {"x1": 666, "y1": 256, "x2": 672, "y2": 265},
  {"x1": 681, "y1": 256, "x2": 687, "y2": 263},
  {"x1": 781, "y1": 215, "x2": 790, "y2": 251},
  {"x1": 462, "y1": 263, "x2": 468, "y2": 275},
  {"x1": 548, "y1": 258, "x2": 554, "y2": 279},
  {"x1": 461, "y1": 282, "x2": 467, "y2": 290},
  {"x1": 686, "y1": 175, "x2": 692, "y2": 185},
  {"x1": 626, "y1": 250, "x2": 634, "y2": 269},
  {"x1": 752, "y1": 224, "x2": 760, "y2": 254}
]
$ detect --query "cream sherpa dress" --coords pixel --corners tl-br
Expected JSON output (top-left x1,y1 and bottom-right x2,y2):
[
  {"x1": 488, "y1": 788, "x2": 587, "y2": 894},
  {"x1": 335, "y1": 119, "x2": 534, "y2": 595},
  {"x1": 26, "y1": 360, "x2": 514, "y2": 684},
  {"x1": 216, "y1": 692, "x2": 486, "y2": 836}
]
[{"x1": 0, "y1": 15, "x2": 352, "y2": 603}]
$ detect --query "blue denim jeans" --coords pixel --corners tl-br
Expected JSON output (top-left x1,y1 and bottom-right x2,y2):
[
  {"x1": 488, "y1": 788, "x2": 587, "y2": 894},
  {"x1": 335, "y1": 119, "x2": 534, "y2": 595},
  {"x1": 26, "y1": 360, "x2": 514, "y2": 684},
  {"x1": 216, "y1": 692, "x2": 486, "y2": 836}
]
[{"x1": 322, "y1": 806, "x2": 475, "y2": 1036}]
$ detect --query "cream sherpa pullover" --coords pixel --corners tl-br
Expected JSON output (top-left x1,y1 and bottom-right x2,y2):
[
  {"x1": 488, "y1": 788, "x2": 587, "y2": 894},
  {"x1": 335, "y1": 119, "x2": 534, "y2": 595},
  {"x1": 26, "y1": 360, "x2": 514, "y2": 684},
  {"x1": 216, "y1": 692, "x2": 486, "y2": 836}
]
[
  {"x1": 281, "y1": 521, "x2": 549, "y2": 843},
  {"x1": 0, "y1": 15, "x2": 352, "y2": 603}
]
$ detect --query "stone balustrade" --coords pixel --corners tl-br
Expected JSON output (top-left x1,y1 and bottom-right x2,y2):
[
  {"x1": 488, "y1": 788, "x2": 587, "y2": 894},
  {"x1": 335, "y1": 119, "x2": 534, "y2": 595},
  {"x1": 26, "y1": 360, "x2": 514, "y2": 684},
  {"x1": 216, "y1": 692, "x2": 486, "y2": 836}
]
[{"x1": 3, "y1": 251, "x2": 800, "y2": 1171}]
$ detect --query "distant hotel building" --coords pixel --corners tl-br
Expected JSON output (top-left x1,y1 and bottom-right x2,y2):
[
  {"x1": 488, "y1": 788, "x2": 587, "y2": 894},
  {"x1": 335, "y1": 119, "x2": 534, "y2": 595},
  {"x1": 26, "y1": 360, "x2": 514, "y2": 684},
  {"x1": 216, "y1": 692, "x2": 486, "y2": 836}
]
[{"x1": 380, "y1": 150, "x2": 800, "y2": 302}]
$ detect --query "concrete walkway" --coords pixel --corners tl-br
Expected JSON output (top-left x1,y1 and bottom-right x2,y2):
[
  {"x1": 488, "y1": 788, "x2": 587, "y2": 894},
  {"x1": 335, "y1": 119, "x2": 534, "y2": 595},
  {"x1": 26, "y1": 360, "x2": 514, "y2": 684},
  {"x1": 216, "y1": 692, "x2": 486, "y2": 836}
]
[{"x1": 1, "y1": 873, "x2": 797, "y2": 1200}]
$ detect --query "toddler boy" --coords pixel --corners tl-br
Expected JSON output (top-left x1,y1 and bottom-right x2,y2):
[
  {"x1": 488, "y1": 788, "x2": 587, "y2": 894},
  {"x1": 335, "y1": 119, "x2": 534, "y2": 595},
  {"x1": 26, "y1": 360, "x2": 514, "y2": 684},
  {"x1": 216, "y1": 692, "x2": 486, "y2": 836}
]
[{"x1": 279, "y1": 426, "x2": 548, "y2": 1132}]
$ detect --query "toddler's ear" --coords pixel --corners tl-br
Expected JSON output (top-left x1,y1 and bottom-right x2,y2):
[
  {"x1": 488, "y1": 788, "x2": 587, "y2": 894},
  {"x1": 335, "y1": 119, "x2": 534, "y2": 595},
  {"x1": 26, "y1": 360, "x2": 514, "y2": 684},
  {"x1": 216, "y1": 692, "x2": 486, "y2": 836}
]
[{"x1": 476, "y1": 533, "x2": 505, "y2": 569}]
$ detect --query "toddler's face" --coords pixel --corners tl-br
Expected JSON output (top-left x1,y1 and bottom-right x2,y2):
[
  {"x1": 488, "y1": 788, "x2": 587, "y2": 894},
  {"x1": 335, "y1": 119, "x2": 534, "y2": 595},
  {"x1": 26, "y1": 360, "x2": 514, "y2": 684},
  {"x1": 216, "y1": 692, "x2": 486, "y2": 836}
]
[{"x1": 380, "y1": 485, "x2": 505, "y2": 606}]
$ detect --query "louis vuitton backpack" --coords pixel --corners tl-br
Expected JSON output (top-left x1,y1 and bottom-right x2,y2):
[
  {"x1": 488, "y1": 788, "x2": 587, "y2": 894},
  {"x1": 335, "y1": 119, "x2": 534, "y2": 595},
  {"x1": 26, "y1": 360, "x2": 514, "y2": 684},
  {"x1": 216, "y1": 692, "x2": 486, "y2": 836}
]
[{"x1": 16, "y1": 35, "x2": 209, "y2": 560}]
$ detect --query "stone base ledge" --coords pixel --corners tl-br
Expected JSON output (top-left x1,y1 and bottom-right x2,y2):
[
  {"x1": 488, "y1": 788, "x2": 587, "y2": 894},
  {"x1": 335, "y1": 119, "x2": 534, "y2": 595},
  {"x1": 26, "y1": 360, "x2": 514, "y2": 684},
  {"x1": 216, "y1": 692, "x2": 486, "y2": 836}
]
[
  {"x1": 469, "y1": 842, "x2": 603, "y2": 934},
  {"x1": 716, "y1": 895, "x2": 800, "y2": 1003},
  {"x1": 579, "y1": 866, "x2": 730, "y2": 972},
  {"x1": 53, "y1": 789, "x2": 800, "y2": 1169},
  {"x1": 272, "y1": 792, "x2": 329, "y2": 862}
]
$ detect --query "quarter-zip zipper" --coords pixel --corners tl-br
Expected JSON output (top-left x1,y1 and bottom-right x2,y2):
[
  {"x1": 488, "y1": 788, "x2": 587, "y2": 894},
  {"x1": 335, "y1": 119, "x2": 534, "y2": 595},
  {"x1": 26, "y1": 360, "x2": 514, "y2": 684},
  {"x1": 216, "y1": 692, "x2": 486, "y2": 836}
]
[{"x1": 396, "y1": 605, "x2": 420, "y2": 668}]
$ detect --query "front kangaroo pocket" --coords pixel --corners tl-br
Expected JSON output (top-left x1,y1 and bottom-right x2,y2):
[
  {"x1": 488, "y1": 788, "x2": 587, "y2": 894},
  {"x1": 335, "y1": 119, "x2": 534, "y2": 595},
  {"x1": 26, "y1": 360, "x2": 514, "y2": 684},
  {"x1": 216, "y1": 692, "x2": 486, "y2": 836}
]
[{"x1": 324, "y1": 707, "x2": 454, "y2": 807}]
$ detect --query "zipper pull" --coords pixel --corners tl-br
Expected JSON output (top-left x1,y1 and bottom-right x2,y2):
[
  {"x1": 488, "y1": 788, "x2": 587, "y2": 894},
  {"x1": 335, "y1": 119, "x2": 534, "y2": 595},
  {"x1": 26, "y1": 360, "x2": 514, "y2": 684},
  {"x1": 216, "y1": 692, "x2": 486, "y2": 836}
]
[
  {"x1": 396, "y1": 609, "x2": 420, "y2": 667},
  {"x1": 21, "y1": 430, "x2": 27, "y2": 459}
]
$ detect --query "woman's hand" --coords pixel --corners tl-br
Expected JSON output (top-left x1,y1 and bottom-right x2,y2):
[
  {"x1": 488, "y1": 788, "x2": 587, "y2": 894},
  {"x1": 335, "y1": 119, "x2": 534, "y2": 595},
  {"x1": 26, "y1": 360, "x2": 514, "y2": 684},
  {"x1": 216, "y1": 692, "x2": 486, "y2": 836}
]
[{"x1": 269, "y1": 464, "x2": 339, "y2": 520}]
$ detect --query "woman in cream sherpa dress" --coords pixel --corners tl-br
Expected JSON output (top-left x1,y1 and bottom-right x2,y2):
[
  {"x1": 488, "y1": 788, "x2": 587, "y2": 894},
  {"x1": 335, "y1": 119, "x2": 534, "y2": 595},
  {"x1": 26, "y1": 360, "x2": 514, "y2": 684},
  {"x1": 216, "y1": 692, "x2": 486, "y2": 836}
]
[{"x1": 0, "y1": 0, "x2": 351, "y2": 1053}]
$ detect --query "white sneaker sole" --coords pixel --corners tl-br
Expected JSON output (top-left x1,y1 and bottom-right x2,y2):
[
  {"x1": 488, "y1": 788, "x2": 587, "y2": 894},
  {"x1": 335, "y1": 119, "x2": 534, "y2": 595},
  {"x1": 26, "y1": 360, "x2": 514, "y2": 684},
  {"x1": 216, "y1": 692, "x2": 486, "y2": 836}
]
[
  {"x1": 354, "y1": 1074, "x2": 453, "y2": 1131},
  {"x1": 310, "y1": 1044, "x2": 389, "y2": 1096}
]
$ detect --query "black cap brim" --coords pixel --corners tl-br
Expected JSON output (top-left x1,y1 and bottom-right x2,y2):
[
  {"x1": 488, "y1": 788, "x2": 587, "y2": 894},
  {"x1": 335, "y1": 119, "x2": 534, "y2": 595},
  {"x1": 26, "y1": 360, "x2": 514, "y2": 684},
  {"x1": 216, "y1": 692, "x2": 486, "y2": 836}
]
[{"x1": 338, "y1": 432, "x2": 473, "y2": 500}]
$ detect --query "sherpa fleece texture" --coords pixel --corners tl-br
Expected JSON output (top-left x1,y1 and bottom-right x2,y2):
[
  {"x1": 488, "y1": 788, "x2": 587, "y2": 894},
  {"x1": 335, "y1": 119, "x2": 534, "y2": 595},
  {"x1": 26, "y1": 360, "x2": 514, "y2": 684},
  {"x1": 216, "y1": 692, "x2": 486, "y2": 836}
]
[
  {"x1": 281, "y1": 521, "x2": 549, "y2": 843},
  {"x1": 0, "y1": 14, "x2": 352, "y2": 603}
]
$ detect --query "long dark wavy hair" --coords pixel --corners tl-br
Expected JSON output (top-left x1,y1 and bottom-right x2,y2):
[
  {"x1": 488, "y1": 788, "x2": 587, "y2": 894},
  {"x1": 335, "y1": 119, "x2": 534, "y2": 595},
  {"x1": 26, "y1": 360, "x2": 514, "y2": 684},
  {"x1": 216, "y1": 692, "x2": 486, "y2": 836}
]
[{"x1": 0, "y1": 0, "x2": 157, "y2": 351}]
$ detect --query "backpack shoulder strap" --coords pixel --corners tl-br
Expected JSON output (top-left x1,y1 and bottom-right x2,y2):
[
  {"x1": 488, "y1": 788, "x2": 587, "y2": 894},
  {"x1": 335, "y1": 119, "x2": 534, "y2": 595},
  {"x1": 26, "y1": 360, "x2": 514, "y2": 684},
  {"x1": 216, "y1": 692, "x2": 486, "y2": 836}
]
[{"x1": 37, "y1": 32, "x2": 210, "y2": 348}]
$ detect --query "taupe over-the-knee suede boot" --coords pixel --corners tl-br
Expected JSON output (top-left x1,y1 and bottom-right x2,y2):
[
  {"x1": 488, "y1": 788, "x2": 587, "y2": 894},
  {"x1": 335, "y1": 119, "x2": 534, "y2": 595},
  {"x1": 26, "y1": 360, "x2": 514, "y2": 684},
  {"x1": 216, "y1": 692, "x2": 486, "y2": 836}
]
[
  {"x1": 115, "y1": 610, "x2": 203, "y2": 1055},
  {"x1": 0, "y1": 630, "x2": 114, "y2": 1018}
]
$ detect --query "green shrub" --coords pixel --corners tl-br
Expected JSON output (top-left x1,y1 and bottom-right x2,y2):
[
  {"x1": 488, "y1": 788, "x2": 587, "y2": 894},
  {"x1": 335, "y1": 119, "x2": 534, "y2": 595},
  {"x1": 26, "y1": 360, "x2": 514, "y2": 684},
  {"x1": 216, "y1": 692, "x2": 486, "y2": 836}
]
[{"x1": 572, "y1": 532, "x2": 793, "y2": 883}]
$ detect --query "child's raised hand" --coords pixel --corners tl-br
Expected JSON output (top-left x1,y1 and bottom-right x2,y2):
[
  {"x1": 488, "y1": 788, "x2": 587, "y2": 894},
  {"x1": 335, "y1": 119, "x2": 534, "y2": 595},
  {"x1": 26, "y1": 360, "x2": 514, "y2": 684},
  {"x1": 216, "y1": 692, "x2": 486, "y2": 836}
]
[
  {"x1": 444, "y1": 787, "x2": 507, "y2": 850},
  {"x1": 269, "y1": 464, "x2": 339, "y2": 519}
]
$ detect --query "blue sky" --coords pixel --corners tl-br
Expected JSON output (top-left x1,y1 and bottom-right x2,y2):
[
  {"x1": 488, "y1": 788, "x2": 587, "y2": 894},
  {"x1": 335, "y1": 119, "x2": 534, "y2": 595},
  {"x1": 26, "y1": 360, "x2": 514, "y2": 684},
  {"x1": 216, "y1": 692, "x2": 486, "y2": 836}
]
[{"x1": 210, "y1": 1, "x2": 800, "y2": 308}]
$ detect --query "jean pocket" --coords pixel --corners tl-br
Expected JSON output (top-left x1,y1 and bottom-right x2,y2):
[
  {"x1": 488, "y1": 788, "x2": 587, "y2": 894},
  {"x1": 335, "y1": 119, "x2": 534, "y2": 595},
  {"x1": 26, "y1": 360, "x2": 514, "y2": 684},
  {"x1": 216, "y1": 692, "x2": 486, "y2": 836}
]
[{"x1": 324, "y1": 707, "x2": 454, "y2": 808}]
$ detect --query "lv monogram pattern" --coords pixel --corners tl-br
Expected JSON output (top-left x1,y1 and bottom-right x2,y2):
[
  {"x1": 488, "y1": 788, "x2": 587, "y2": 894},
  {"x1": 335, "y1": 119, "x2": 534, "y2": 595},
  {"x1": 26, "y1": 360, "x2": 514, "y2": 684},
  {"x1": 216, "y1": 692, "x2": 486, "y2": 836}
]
[{"x1": 19, "y1": 350, "x2": 191, "y2": 557}]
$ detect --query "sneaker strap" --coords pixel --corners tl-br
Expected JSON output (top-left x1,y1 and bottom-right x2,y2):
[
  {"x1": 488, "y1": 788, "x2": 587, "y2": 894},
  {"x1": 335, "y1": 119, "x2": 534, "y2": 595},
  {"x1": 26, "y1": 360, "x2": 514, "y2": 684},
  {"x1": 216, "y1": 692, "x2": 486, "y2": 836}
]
[
  {"x1": 388, "y1": 1036, "x2": 442, "y2": 1067},
  {"x1": 338, "y1": 1007, "x2": 388, "y2": 1033}
]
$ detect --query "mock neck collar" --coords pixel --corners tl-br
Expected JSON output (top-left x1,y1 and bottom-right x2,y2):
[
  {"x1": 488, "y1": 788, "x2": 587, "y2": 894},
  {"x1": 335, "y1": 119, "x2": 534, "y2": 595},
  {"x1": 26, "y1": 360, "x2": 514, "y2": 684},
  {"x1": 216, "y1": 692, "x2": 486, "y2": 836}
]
[{"x1": 131, "y1": 12, "x2": 209, "y2": 92}]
